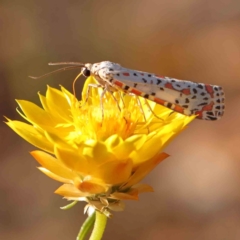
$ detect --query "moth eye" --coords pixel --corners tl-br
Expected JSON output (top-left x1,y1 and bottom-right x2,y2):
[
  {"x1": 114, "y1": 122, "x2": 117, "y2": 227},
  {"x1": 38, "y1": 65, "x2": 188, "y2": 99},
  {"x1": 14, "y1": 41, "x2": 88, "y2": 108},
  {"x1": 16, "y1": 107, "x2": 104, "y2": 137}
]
[{"x1": 83, "y1": 68, "x2": 91, "y2": 77}]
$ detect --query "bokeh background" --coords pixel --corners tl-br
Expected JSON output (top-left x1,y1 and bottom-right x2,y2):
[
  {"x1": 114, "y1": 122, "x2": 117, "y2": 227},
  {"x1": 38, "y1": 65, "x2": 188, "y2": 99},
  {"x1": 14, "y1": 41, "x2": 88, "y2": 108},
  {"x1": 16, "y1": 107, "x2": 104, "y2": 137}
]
[{"x1": 1, "y1": 0, "x2": 240, "y2": 239}]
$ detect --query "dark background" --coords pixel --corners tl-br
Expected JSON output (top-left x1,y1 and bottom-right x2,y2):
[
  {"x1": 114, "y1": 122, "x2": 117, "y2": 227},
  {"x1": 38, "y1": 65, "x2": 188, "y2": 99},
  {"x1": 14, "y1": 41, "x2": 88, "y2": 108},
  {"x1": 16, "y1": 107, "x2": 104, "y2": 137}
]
[{"x1": 1, "y1": 1, "x2": 240, "y2": 239}]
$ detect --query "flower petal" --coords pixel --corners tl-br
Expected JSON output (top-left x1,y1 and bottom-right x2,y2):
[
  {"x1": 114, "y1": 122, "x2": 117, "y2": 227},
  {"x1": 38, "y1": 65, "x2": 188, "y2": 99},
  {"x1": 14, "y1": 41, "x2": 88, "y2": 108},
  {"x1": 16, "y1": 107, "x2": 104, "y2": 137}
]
[
  {"x1": 54, "y1": 146, "x2": 94, "y2": 174},
  {"x1": 82, "y1": 76, "x2": 98, "y2": 102},
  {"x1": 78, "y1": 180, "x2": 109, "y2": 194},
  {"x1": 6, "y1": 120, "x2": 53, "y2": 153},
  {"x1": 122, "y1": 152, "x2": 169, "y2": 189},
  {"x1": 131, "y1": 183, "x2": 154, "y2": 193},
  {"x1": 92, "y1": 158, "x2": 133, "y2": 184},
  {"x1": 55, "y1": 184, "x2": 90, "y2": 197},
  {"x1": 104, "y1": 135, "x2": 123, "y2": 149},
  {"x1": 112, "y1": 135, "x2": 146, "y2": 160},
  {"x1": 130, "y1": 131, "x2": 171, "y2": 165},
  {"x1": 45, "y1": 86, "x2": 72, "y2": 122},
  {"x1": 38, "y1": 167, "x2": 72, "y2": 183},
  {"x1": 107, "y1": 201, "x2": 125, "y2": 212},
  {"x1": 16, "y1": 100, "x2": 55, "y2": 126},
  {"x1": 31, "y1": 150, "x2": 78, "y2": 181},
  {"x1": 110, "y1": 189, "x2": 139, "y2": 200},
  {"x1": 82, "y1": 141, "x2": 117, "y2": 165}
]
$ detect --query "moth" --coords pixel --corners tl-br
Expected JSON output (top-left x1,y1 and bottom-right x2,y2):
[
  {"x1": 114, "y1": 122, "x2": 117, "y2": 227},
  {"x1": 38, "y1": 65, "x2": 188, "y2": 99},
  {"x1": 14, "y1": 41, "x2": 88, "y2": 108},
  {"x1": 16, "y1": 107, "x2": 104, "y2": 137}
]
[{"x1": 31, "y1": 61, "x2": 225, "y2": 120}]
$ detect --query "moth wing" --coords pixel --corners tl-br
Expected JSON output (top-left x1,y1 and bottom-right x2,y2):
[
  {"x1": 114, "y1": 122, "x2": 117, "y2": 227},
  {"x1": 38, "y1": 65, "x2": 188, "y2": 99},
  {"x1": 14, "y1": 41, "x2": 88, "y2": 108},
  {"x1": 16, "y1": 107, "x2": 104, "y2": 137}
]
[
  {"x1": 110, "y1": 75, "x2": 191, "y2": 116},
  {"x1": 101, "y1": 68, "x2": 224, "y2": 120}
]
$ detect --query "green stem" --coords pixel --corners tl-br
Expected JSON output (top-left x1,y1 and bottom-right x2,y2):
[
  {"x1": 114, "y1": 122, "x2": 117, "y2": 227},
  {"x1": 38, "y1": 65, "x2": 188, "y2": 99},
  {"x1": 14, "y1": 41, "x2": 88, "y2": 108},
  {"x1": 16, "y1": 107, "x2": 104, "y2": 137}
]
[
  {"x1": 60, "y1": 201, "x2": 78, "y2": 210},
  {"x1": 89, "y1": 211, "x2": 108, "y2": 240},
  {"x1": 76, "y1": 212, "x2": 96, "y2": 240}
]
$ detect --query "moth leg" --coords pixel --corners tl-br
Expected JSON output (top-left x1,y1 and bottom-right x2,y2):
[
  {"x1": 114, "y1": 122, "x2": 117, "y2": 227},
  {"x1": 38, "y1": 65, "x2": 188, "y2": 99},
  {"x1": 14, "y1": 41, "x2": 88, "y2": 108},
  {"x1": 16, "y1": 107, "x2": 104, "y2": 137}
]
[
  {"x1": 100, "y1": 86, "x2": 109, "y2": 120},
  {"x1": 143, "y1": 99, "x2": 164, "y2": 121},
  {"x1": 168, "y1": 111, "x2": 175, "y2": 117},
  {"x1": 136, "y1": 97, "x2": 150, "y2": 134},
  {"x1": 119, "y1": 91, "x2": 126, "y2": 108},
  {"x1": 81, "y1": 83, "x2": 102, "y2": 107},
  {"x1": 110, "y1": 92, "x2": 122, "y2": 112},
  {"x1": 103, "y1": 84, "x2": 123, "y2": 112},
  {"x1": 103, "y1": 83, "x2": 129, "y2": 123},
  {"x1": 99, "y1": 86, "x2": 119, "y2": 122}
]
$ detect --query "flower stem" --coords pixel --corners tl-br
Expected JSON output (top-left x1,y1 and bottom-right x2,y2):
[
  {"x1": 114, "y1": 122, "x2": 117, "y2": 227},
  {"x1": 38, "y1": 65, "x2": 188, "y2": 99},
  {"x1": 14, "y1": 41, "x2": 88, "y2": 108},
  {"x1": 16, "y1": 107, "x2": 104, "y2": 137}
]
[
  {"x1": 89, "y1": 211, "x2": 108, "y2": 240},
  {"x1": 60, "y1": 200, "x2": 78, "y2": 210},
  {"x1": 76, "y1": 212, "x2": 96, "y2": 240}
]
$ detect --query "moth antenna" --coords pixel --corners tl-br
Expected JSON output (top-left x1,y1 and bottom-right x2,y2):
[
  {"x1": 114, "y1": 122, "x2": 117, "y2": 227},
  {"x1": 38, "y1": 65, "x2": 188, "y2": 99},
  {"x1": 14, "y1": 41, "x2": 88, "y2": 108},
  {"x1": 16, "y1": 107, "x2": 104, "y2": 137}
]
[
  {"x1": 72, "y1": 72, "x2": 83, "y2": 98},
  {"x1": 49, "y1": 62, "x2": 86, "y2": 67},
  {"x1": 29, "y1": 66, "x2": 82, "y2": 79}
]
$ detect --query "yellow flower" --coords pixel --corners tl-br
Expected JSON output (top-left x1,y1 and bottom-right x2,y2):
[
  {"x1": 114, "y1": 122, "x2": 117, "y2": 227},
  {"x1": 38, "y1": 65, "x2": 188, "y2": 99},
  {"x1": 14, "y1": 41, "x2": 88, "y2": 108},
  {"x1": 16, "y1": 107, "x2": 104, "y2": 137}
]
[{"x1": 6, "y1": 76, "x2": 195, "y2": 216}]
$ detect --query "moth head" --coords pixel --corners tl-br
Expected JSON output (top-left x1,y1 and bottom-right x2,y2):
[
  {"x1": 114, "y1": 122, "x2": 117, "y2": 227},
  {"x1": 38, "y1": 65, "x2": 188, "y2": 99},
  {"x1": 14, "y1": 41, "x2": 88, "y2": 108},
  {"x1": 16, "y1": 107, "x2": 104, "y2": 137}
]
[{"x1": 83, "y1": 63, "x2": 93, "y2": 77}]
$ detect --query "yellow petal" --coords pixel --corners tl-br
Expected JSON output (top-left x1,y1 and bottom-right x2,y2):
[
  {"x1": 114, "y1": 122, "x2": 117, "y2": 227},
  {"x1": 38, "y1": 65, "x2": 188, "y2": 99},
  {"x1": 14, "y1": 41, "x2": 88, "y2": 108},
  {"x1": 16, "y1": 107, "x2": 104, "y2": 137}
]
[
  {"x1": 38, "y1": 167, "x2": 72, "y2": 183},
  {"x1": 44, "y1": 131, "x2": 76, "y2": 149},
  {"x1": 92, "y1": 158, "x2": 133, "y2": 184},
  {"x1": 129, "y1": 130, "x2": 172, "y2": 165},
  {"x1": 60, "y1": 86, "x2": 77, "y2": 106},
  {"x1": 77, "y1": 180, "x2": 109, "y2": 194},
  {"x1": 126, "y1": 134, "x2": 148, "y2": 151},
  {"x1": 38, "y1": 93, "x2": 48, "y2": 111},
  {"x1": 108, "y1": 201, "x2": 125, "y2": 212},
  {"x1": 55, "y1": 184, "x2": 90, "y2": 197},
  {"x1": 122, "y1": 152, "x2": 169, "y2": 189},
  {"x1": 82, "y1": 76, "x2": 98, "y2": 101},
  {"x1": 82, "y1": 141, "x2": 116, "y2": 164},
  {"x1": 15, "y1": 99, "x2": 74, "y2": 138},
  {"x1": 46, "y1": 86, "x2": 67, "y2": 105},
  {"x1": 6, "y1": 120, "x2": 53, "y2": 153},
  {"x1": 110, "y1": 189, "x2": 139, "y2": 200},
  {"x1": 131, "y1": 183, "x2": 154, "y2": 193},
  {"x1": 16, "y1": 100, "x2": 54, "y2": 126},
  {"x1": 45, "y1": 86, "x2": 72, "y2": 122},
  {"x1": 56, "y1": 146, "x2": 133, "y2": 185},
  {"x1": 112, "y1": 135, "x2": 146, "y2": 159},
  {"x1": 104, "y1": 135, "x2": 123, "y2": 149},
  {"x1": 54, "y1": 146, "x2": 93, "y2": 174},
  {"x1": 31, "y1": 150, "x2": 78, "y2": 180}
]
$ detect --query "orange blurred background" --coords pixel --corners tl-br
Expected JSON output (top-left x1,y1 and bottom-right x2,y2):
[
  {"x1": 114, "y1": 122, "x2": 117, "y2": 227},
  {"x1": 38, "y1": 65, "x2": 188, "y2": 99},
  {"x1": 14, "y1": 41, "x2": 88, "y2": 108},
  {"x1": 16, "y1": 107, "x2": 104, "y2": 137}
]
[{"x1": 1, "y1": 1, "x2": 240, "y2": 239}]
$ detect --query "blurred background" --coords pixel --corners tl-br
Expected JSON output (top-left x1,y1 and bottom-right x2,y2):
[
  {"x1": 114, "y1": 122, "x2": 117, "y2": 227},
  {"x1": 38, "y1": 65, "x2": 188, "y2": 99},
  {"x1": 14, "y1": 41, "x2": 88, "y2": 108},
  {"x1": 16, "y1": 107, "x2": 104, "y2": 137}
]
[{"x1": 1, "y1": 0, "x2": 240, "y2": 239}]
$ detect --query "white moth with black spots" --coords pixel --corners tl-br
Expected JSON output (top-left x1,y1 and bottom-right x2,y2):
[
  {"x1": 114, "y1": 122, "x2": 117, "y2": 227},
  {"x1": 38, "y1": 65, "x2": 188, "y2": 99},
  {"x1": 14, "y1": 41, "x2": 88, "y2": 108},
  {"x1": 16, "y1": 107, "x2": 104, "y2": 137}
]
[{"x1": 47, "y1": 61, "x2": 225, "y2": 120}]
